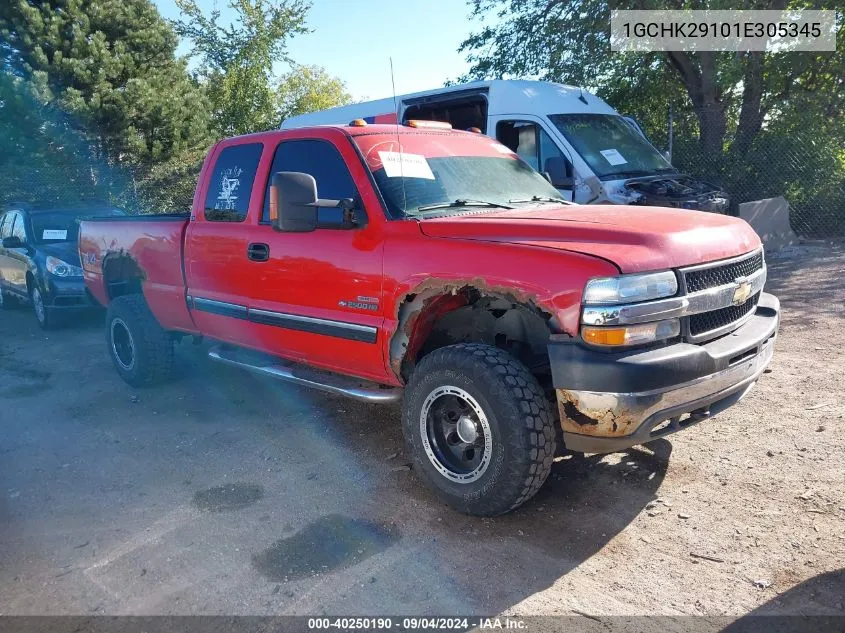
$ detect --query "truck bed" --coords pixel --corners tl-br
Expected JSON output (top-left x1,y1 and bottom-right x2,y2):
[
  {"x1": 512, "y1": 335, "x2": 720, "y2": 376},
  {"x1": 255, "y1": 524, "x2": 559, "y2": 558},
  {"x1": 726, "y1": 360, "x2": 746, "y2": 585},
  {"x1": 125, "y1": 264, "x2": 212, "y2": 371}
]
[{"x1": 79, "y1": 215, "x2": 196, "y2": 333}]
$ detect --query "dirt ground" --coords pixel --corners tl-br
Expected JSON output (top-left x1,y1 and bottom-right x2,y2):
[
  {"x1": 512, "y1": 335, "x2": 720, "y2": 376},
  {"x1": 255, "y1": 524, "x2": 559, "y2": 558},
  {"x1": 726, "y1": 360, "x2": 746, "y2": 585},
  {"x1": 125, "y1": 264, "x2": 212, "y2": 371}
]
[{"x1": 1, "y1": 242, "x2": 843, "y2": 622}]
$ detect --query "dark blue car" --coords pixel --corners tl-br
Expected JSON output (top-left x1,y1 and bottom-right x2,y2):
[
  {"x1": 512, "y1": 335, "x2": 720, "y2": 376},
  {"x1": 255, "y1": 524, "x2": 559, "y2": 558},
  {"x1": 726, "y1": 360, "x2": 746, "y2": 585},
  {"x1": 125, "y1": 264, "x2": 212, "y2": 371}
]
[{"x1": 0, "y1": 204, "x2": 124, "y2": 328}]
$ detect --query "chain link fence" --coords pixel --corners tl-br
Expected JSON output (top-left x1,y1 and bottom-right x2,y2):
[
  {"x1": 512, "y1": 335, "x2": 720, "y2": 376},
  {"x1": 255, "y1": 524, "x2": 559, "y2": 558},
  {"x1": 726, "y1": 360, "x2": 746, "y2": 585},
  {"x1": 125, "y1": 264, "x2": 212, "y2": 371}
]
[{"x1": 666, "y1": 118, "x2": 845, "y2": 239}]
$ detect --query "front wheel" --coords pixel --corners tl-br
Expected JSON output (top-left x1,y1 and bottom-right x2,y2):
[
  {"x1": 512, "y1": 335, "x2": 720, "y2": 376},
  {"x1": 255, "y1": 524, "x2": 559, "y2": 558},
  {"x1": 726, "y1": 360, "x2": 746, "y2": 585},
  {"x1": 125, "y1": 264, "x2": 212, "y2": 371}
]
[
  {"x1": 402, "y1": 343, "x2": 556, "y2": 516},
  {"x1": 31, "y1": 285, "x2": 58, "y2": 329},
  {"x1": 106, "y1": 294, "x2": 174, "y2": 387}
]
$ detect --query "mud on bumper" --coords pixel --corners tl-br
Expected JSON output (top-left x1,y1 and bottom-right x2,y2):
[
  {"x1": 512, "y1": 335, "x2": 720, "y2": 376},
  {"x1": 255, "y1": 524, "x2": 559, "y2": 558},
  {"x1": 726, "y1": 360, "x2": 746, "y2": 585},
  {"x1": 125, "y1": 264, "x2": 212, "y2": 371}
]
[{"x1": 550, "y1": 293, "x2": 780, "y2": 454}]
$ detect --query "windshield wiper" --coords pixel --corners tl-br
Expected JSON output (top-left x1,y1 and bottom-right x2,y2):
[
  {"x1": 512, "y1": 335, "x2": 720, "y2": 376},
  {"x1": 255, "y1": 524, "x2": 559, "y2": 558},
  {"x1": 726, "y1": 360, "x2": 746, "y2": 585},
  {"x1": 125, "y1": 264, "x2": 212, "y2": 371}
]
[
  {"x1": 508, "y1": 195, "x2": 572, "y2": 205},
  {"x1": 415, "y1": 199, "x2": 513, "y2": 213}
]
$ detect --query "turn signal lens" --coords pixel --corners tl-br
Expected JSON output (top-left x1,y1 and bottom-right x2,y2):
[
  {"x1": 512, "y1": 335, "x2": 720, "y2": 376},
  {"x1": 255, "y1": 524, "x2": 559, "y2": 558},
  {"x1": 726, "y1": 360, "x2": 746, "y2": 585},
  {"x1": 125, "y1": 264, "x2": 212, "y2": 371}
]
[
  {"x1": 582, "y1": 327, "x2": 628, "y2": 346},
  {"x1": 582, "y1": 319, "x2": 680, "y2": 347}
]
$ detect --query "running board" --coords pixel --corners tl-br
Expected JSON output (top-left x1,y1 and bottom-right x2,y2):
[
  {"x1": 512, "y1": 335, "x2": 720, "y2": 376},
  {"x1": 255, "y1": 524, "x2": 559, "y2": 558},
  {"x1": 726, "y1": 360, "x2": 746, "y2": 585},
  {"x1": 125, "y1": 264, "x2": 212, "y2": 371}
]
[{"x1": 208, "y1": 346, "x2": 402, "y2": 404}]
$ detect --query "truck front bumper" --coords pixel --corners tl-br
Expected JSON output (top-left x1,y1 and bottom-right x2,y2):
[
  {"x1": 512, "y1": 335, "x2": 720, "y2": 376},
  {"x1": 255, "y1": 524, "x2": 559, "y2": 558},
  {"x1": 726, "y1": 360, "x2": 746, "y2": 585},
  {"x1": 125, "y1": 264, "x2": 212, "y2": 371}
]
[{"x1": 550, "y1": 292, "x2": 780, "y2": 454}]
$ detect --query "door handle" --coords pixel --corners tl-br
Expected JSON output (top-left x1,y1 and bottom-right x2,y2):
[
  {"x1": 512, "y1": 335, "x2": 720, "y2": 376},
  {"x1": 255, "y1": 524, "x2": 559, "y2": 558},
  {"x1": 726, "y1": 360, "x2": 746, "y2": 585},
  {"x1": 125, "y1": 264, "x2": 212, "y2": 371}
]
[{"x1": 247, "y1": 243, "x2": 270, "y2": 262}]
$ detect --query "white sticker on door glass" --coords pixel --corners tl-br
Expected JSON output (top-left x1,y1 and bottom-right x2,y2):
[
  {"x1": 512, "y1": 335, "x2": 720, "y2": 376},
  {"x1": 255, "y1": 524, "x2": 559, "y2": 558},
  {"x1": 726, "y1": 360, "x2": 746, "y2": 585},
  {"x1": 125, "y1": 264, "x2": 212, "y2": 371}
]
[
  {"x1": 377, "y1": 151, "x2": 435, "y2": 180},
  {"x1": 42, "y1": 230, "x2": 68, "y2": 240},
  {"x1": 599, "y1": 149, "x2": 628, "y2": 166}
]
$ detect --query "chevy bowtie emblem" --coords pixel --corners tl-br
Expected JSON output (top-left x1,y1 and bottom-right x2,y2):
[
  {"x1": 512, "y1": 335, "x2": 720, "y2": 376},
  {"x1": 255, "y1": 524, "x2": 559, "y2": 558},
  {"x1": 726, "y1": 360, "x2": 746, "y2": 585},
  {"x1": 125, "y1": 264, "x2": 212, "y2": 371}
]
[{"x1": 732, "y1": 278, "x2": 752, "y2": 305}]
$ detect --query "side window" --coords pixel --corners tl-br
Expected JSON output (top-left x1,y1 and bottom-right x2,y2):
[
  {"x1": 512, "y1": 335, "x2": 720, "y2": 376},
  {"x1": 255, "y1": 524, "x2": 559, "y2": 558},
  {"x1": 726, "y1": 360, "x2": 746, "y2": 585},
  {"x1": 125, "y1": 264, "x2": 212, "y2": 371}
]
[
  {"x1": 0, "y1": 213, "x2": 9, "y2": 239},
  {"x1": 204, "y1": 143, "x2": 263, "y2": 222},
  {"x1": 262, "y1": 139, "x2": 357, "y2": 226},
  {"x1": 496, "y1": 120, "x2": 572, "y2": 187},
  {"x1": 12, "y1": 213, "x2": 26, "y2": 241}
]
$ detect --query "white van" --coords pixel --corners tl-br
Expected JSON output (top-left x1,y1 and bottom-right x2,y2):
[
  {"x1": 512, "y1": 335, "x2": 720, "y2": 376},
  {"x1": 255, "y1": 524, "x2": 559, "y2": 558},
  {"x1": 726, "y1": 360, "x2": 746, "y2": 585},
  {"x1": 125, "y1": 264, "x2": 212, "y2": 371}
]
[{"x1": 281, "y1": 79, "x2": 728, "y2": 212}]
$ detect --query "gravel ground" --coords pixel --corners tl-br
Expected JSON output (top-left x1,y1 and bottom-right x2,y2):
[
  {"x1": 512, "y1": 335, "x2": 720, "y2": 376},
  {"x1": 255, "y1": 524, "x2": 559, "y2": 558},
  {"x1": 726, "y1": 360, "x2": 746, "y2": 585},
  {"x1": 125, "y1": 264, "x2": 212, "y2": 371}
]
[{"x1": 0, "y1": 242, "x2": 843, "y2": 622}]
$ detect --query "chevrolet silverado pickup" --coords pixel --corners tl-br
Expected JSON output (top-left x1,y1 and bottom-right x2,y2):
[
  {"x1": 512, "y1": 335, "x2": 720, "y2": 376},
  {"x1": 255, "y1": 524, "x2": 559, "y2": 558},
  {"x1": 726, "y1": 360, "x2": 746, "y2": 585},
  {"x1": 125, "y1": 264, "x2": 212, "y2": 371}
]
[{"x1": 79, "y1": 121, "x2": 780, "y2": 516}]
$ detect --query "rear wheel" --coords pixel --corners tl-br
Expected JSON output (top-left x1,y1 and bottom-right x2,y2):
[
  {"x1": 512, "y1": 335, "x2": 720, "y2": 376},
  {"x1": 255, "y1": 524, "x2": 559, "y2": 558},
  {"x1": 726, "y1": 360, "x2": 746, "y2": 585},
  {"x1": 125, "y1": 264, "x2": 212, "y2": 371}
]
[
  {"x1": 402, "y1": 343, "x2": 556, "y2": 516},
  {"x1": 106, "y1": 295, "x2": 174, "y2": 387}
]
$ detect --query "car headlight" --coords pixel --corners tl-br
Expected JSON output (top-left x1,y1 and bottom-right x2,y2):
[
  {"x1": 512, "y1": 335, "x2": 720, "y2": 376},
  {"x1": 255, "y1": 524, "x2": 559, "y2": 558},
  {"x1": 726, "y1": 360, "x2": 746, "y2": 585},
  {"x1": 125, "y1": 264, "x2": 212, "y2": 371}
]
[
  {"x1": 46, "y1": 256, "x2": 83, "y2": 278},
  {"x1": 583, "y1": 271, "x2": 678, "y2": 305}
]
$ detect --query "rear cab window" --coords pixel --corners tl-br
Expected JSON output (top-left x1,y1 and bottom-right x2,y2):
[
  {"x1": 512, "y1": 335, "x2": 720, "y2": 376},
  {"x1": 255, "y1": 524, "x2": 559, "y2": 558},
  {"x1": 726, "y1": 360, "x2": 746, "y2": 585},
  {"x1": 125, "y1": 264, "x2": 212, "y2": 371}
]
[
  {"x1": 262, "y1": 139, "x2": 357, "y2": 227},
  {"x1": 204, "y1": 143, "x2": 263, "y2": 222}
]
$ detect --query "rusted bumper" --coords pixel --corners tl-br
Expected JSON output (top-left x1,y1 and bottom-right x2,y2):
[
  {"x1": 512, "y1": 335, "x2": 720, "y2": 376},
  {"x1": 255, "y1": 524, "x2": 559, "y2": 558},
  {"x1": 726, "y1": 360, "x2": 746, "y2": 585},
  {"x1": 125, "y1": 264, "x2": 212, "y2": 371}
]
[{"x1": 551, "y1": 292, "x2": 780, "y2": 454}]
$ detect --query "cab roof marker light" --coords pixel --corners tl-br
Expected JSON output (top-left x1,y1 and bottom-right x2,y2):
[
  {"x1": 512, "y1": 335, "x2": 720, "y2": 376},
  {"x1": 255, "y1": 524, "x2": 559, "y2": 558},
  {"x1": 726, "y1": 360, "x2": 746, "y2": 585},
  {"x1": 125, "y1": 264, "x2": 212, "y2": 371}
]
[
  {"x1": 406, "y1": 120, "x2": 452, "y2": 130},
  {"x1": 349, "y1": 119, "x2": 368, "y2": 127}
]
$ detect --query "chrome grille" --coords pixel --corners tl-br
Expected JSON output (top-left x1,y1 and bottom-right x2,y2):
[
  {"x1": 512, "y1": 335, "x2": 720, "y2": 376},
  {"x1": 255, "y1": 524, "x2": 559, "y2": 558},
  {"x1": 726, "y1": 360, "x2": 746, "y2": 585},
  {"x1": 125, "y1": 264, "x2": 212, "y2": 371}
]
[
  {"x1": 689, "y1": 293, "x2": 760, "y2": 337},
  {"x1": 684, "y1": 251, "x2": 764, "y2": 293},
  {"x1": 681, "y1": 250, "x2": 765, "y2": 341}
]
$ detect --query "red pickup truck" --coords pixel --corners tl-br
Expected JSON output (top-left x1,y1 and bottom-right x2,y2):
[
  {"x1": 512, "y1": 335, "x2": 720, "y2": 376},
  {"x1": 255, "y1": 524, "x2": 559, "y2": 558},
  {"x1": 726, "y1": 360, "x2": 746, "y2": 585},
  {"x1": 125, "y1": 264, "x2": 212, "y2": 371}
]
[{"x1": 79, "y1": 121, "x2": 779, "y2": 516}]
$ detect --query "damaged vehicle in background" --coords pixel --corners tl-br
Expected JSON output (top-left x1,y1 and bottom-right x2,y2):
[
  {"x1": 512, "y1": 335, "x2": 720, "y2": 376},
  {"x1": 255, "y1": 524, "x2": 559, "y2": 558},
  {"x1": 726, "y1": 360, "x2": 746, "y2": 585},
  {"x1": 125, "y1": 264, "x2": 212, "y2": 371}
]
[
  {"x1": 0, "y1": 203, "x2": 124, "y2": 328},
  {"x1": 281, "y1": 79, "x2": 730, "y2": 212},
  {"x1": 79, "y1": 120, "x2": 778, "y2": 517}
]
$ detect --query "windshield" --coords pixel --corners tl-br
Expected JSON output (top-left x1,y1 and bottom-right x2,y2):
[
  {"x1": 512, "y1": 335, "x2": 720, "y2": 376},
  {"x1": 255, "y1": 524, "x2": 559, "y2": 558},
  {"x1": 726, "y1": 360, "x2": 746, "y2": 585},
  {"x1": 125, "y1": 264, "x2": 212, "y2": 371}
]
[
  {"x1": 30, "y1": 208, "x2": 124, "y2": 244},
  {"x1": 354, "y1": 132, "x2": 565, "y2": 218},
  {"x1": 548, "y1": 113, "x2": 674, "y2": 180}
]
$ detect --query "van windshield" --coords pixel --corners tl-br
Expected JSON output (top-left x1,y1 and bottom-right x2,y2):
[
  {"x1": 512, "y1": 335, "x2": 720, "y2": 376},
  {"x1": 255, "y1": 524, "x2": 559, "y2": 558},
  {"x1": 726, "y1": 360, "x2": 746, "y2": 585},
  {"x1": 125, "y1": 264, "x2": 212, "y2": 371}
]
[
  {"x1": 354, "y1": 132, "x2": 566, "y2": 218},
  {"x1": 549, "y1": 113, "x2": 674, "y2": 180}
]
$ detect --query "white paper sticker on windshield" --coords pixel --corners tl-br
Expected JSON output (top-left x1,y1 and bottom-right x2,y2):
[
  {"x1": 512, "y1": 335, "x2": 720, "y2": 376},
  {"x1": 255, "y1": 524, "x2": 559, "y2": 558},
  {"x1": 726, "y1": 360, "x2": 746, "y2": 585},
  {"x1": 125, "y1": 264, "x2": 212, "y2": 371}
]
[
  {"x1": 491, "y1": 143, "x2": 515, "y2": 154},
  {"x1": 378, "y1": 151, "x2": 435, "y2": 180},
  {"x1": 600, "y1": 149, "x2": 628, "y2": 166},
  {"x1": 42, "y1": 230, "x2": 68, "y2": 240}
]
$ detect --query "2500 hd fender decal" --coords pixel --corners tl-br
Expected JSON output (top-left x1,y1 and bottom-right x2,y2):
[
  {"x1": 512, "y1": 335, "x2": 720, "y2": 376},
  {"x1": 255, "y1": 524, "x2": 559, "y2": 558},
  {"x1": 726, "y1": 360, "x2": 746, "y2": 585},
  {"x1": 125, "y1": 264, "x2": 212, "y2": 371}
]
[{"x1": 188, "y1": 296, "x2": 377, "y2": 344}]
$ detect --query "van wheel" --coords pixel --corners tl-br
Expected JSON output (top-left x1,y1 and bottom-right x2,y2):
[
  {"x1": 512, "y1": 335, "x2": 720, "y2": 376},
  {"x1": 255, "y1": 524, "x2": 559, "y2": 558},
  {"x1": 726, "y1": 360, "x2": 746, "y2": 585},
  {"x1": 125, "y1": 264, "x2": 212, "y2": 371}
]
[
  {"x1": 106, "y1": 295, "x2": 174, "y2": 387},
  {"x1": 402, "y1": 343, "x2": 556, "y2": 516}
]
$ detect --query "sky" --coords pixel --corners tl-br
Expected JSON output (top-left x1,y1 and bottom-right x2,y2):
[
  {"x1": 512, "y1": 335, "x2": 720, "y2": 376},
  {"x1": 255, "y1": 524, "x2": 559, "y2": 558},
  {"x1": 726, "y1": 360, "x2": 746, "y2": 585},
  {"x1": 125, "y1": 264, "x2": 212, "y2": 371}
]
[{"x1": 151, "y1": 0, "x2": 486, "y2": 100}]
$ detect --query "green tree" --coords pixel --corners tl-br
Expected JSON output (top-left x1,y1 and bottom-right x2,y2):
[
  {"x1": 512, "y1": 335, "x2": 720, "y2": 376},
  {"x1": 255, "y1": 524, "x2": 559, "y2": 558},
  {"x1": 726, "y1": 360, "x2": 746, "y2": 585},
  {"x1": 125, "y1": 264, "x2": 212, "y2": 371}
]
[
  {"x1": 459, "y1": 0, "x2": 844, "y2": 158},
  {"x1": 277, "y1": 64, "x2": 353, "y2": 122},
  {"x1": 174, "y1": 0, "x2": 310, "y2": 135},
  {"x1": 0, "y1": 0, "x2": 212, "y2": 168}
]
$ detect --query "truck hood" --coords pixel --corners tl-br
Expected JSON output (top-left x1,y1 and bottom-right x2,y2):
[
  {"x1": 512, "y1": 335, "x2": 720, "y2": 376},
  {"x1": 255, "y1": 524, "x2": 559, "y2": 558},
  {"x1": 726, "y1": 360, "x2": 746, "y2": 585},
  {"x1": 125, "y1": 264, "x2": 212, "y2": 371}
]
[{"x1": 418, "y1": 205, "x2": 761, "y2": 273}]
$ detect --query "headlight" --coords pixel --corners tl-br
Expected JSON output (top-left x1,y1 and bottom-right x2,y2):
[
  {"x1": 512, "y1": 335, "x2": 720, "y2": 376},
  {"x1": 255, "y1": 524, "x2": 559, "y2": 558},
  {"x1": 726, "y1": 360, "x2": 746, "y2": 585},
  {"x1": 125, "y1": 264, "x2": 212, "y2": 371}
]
[
  {"x1": 582, "y1": 319, "x2": 680, "y2": 347},
  {"x1": 583, "y1": 271, "x2": 678, "y2": 305},
  {"x1": 46, "y1": 256, "x2": 83, "y2": 278}
]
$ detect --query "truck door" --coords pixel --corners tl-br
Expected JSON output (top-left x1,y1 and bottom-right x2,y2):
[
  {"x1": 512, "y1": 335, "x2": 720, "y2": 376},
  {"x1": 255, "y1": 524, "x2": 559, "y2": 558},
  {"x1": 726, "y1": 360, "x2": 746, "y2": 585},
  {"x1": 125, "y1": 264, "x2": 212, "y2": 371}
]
[
  {"x1": 237, "y1": 136, "x2": 387, "y2": 383},
  {"x1": 490, "y1": 117, "x2": 577, "y2": 202},
  {"x1": 184, "y1": 141, "x2": 266, "y2": 347}
]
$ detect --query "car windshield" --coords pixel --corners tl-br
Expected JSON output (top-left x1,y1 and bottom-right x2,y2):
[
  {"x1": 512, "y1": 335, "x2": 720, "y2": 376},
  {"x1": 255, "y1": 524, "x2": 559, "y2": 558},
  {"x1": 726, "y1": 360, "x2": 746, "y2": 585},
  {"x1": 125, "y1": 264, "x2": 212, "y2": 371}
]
[
  {"x1": 548, "y1": 113, "x2": 674, "y2": 180},
  {"x1": 30, "y1": 208, "x2": 123, "y2": 244},
  {"x1": 354, "y1": 132, "x2": 567, "y2": 218}
]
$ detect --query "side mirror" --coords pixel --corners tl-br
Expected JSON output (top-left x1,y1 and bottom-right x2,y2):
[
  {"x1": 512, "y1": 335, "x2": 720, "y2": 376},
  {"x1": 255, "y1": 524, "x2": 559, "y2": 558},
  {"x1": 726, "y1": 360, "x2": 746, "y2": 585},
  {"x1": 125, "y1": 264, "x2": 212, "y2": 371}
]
[
  {"x1": 553, "y1": 176, "x2": 574, "y2": 190},
  {"x1": 270, "y1": 171, "x2": 319, "y2": 232},
  {"x1": 270, "y1": 171, "x2": 361, "y2": 232},
  {"x1": 2, "y1": 236, "x2": 24, "y2": 249}
]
